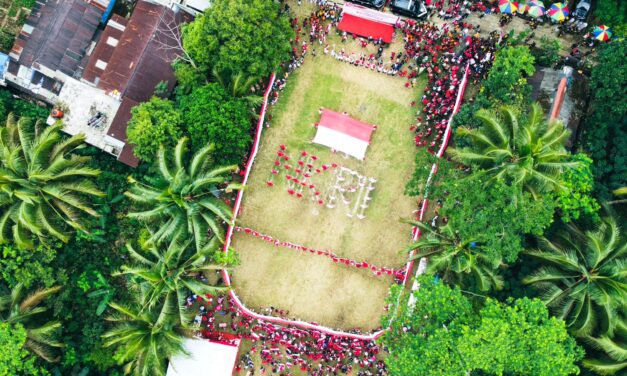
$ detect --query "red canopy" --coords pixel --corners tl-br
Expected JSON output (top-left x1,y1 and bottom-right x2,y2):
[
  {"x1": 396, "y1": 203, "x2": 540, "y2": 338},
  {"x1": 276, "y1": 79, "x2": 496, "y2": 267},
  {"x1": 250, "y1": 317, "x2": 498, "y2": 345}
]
[
  {"x1": 338, "y1": 14, "x2": 395, "y2": 43},
  {"x1": 319, "y1": 109, "x2": 375, "y2": 143},
  {"x1": 337, "y1": 3, "x2": 398, "y2": 43}
]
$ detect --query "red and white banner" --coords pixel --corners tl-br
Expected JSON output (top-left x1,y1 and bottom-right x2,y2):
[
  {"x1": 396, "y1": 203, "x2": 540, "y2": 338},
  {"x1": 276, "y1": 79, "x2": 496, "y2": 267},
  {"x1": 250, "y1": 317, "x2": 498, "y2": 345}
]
[{"x1": 312, "y1": 109, "x2": 376, "y2": 160}]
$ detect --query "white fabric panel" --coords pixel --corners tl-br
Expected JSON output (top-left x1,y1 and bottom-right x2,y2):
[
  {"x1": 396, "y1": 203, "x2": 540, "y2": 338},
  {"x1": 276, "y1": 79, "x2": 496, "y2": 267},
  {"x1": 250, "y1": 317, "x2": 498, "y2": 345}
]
[
  {"x1": 343, "y1": 3, "x2": 400, "y2": 25},
  {"x1": 312, "y1": 126, "x2": 369, "y2": 160},
  {"x1": 167, "y1": 339, "x2": 238, "y2": 376}
]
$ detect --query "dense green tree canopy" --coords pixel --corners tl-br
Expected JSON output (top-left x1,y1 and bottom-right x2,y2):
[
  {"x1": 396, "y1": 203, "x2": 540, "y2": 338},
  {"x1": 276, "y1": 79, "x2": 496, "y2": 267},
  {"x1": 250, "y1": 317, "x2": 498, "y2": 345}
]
[
  {"x1": 554, "y1": 153, "x2": 600, "y2": 223},
  {"x1": 0, "y1": 322, "x2": 48, "y2": 375},
  {"x1": 582, "y1": 319, "x2": 627, "y2": 375},
  {"x1": 0, "y1": 284, "x2": 62, "y2": 362},
  {"x1": 404, "y1": 150, "x2": 452, "y2": 198},
  {"x1": 383, "y1": 278, "x2": 583, "y2": 376},
  {"x1": 0, "y1": 243, "x2": 56, "y2": 288},
  {"x1": 480, "y1": 45, "x2": 535, "y2": 106},
  {"x1": 440, "y1": 174, "x2": 555, "y2": 263},
  {"x1": 0, "y1": 90, "x2": 49, "y2": 122},
  {"x1": 114, "y1": 236, "x2": 229, "y2": 326},
  {"x1": 594, "y1": 0, "x2": 627, "y2": 36},
  {"x1": 103, "y1": 295, "x2": 188, "y2": 376},
  {"x1": 382, "y1": 280, "x2": 472, "y2": 375},
  {"x1": 178, "y1": 83, "x2": 253, "y2": 164},
  {"x1": 0, "y1": 115, "x2": 103, "y2": 250},
  {"x1": 453, "y1": 46, "x2": 535, "y2": 133},
  {"x1": 458, "y1": 298, "x2": 583, "y2": 376},
  {"x1": 405, "y1": 220, "x2": 503, "y2": 292},
  {"x1": 182, "y1": 0, "x2": 294, "y2": 81},
  {"x1": 531, "y1": 36, "x2": 562, "y2": 68},
  {"x1": 126, "y1": 97, "x2": 183, "y2": 162},
  {"x1": 581, "y1": 39, "x2": 627, "y2": 200}
]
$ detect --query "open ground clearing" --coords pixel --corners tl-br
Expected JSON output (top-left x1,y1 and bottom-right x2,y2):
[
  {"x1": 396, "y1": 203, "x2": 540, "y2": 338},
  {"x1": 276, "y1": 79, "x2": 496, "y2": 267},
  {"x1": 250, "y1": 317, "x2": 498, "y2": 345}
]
[{"x1": 231, "y1": 53, "x2": 425, "y2": 330}]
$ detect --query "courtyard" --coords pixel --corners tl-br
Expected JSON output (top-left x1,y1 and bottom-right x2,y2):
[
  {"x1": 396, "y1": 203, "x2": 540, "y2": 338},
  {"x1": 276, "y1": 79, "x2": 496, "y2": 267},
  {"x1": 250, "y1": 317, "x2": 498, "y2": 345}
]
[{"x1": 230, "y1": 52, "x2": 425, "y2": 330}]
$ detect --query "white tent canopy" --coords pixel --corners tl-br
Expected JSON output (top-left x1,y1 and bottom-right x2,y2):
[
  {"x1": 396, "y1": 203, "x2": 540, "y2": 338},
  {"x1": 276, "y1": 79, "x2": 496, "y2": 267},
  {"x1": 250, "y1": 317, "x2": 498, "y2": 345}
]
[{"x1": 167, "y1": 338, "x2": 239, "y2": 376}]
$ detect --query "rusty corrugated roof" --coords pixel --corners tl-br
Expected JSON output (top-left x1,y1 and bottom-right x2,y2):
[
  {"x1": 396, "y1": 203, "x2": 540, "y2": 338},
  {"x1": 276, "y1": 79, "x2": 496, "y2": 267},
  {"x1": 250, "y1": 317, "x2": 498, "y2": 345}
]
[
  {"x1": 82, "y1": 14, "x2": 128, "y2": 84},
  {"x1": 97, "y1": 0, "x2": 192, "y2": 166},
  {"x1": 106, "y1": 96, "x2": 140, "y2": 167},
  {"x1": 97, "y1": 1, "x2": 191, "y2": 102},
  {"x1": 16, "y1": 0, "x2": 104, "y2": 77}
]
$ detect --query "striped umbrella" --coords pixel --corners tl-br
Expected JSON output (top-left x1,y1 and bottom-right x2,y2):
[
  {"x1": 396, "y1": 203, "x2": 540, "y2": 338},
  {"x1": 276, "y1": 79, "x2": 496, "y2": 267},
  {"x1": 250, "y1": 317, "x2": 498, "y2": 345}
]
[
  {"x1": 499, "y1": 0, "x2": 519, "y2": 14},
  {"x1": 548, "y1": 2, "x2": 569, "y2": 21},
  {"x1": 519, "y1": 1, "x2": 532, "y2": 13},
  {"x1": 593, "y1": 25, "x2": 613, "y2": 41}
]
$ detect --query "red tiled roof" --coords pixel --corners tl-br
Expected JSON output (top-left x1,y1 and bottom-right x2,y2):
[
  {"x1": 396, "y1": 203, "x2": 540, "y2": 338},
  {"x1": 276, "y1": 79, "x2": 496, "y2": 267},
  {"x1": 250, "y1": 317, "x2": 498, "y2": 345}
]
[{"x1": 107, "y1": 96, "x2": 137, "y2": 144}]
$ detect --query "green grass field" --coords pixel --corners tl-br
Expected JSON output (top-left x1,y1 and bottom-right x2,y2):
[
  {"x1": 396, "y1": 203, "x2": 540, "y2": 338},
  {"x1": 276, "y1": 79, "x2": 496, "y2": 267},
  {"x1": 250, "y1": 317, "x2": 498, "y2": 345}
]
[{"x1": 230, "y1": 53, "x2": 426, "y2": 331}]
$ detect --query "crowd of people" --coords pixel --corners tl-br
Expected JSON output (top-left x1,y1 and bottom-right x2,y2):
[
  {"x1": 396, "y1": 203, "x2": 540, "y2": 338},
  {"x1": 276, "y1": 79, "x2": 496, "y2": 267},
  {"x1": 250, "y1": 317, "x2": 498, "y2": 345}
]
[
  {"x1": 400, "y1": 20, "x2": 497, "y2": 152},
  {"x1": 216, "y1": 2, "x2": 531, "y2": 374},
  {"x1": 189, "y1": 291, "x2": 388, "y2": 375},
  {"x1": 282, "y1": 1, "x2": 499, "y2": 154},
  {"x1": 216, "y1": 1, "x2": 616, "y2": 374}
]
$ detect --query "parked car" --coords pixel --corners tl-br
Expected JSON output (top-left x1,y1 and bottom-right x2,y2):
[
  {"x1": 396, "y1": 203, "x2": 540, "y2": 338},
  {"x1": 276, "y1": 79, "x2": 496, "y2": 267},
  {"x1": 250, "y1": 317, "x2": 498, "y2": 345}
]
[
  {"x1": 346, "y1": 0, "x2": 385, "y2": 10},
  {"x1": 574, "y1": 0, "x2": 592, "y2": 20},
  {"x1": 390, "y1": 0, "x2": 428, "y2": 19}
]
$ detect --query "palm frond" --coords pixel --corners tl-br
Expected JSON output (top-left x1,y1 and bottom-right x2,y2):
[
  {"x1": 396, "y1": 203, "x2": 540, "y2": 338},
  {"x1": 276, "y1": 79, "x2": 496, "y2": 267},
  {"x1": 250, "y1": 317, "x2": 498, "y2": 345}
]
[
  {"x1": 19, "y1": 286, "x2": 61, "y2": 312},
  {"x1": 582, "y1": 358, "x2": 627, "y2": 375},
  {"x1": 189, "y1": 144, "x2": 215, "y2": 178}
]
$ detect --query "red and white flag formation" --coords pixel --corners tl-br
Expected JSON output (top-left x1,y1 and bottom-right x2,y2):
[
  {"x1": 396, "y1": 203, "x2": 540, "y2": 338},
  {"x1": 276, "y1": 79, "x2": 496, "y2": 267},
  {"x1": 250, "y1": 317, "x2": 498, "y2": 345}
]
[{"x1": 312, "y1": 109, "x2": 376, "y2": 160}]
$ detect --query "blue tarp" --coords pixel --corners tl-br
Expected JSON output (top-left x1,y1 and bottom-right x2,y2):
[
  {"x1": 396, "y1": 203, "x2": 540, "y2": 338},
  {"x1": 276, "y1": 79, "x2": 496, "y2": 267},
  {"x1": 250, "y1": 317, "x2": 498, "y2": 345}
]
[
  {"x1": 0, "y1": 53, "x2": 9, "y2": 78},
  {"x1": 101, "y1": 0, "x2": 117, "y2": 25}
]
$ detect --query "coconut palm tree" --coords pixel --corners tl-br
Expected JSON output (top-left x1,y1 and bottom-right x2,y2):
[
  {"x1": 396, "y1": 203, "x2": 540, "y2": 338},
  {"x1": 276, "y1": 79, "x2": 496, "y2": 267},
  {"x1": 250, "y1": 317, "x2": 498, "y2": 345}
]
[
  {"x1": 448, "y1": 103, "x2": 579, "y2": 198},
  {"x1": 582, "y1": 318, "x2": 627, "y2": 375},
  {"x1": 102, "y1": 295, "x2": 189, "y2": 376},
  {"x1": 212, "y1": 67, "x2": 264, "y2": 106},
  {"x1": 0, "y1": 114, "x2": 103, "y2": 249},
  {"x1": 404, "y1": 220, "x2": 503, "y2": 292},
  {"x1": 0, "y1": 283, "x2": 62, "y2": 362},
  {"x1": 114, "y1": 234, "x2": 229, "y2": 326},
  {"x1": 125, "y1": 138, "x2": 242, "y2": 250},
  {"x1": 522, "y1": 214, "x2": 627, "y2": 337}
]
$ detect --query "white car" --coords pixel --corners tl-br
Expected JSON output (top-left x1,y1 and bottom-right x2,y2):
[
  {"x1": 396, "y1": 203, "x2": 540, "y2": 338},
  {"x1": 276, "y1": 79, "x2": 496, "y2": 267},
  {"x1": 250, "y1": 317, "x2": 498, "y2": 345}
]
[{"x1": 574, "y1": 0, "x2": 591, "y2": 20}]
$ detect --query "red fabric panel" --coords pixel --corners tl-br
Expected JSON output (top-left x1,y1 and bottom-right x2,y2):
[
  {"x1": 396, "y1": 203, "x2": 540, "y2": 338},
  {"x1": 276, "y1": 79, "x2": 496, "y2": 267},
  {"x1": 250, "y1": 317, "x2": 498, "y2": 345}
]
[
  {"x1": 319, "y1": 109, "x2": 375, "y2": 143},
  {"x1": 337, "y1": 14, "x2": 394, "y2": 43}
]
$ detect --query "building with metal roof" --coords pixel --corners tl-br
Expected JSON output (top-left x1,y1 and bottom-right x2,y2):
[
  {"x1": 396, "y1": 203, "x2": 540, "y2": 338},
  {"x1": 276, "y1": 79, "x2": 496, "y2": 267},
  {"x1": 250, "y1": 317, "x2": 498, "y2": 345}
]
[{"x1": 4, "y1": 0, "x2": 195, "y2": 167}]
